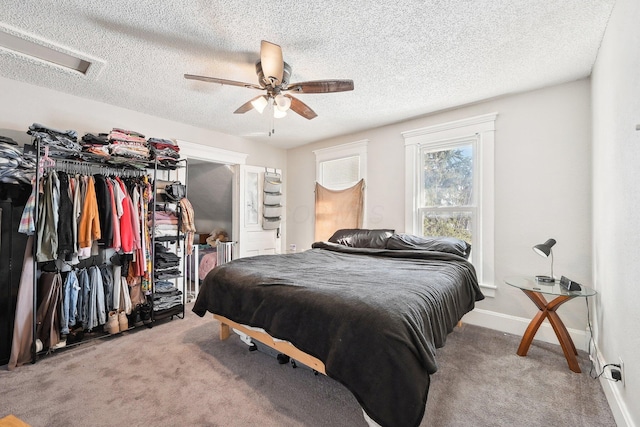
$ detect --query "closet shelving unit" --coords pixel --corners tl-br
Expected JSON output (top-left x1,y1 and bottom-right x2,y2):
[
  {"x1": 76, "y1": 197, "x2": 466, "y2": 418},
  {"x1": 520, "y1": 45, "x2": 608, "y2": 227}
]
[
  {"x1": 150, "y1": 158, "x2": 188, "y2": 323},
  {"x1": 28, "y1": 141, "x2": 188, "y2": 363}
]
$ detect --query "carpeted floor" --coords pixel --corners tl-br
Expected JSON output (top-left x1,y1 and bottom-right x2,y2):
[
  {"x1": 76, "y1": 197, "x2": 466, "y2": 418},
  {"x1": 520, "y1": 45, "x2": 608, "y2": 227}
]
[{"x1": 0, "y1": 305, "x2": 616, "y2": 427}]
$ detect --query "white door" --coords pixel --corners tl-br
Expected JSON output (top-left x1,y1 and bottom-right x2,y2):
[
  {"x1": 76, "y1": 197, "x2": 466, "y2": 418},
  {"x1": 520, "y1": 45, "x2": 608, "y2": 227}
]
[{"x1": 238, "y1": 165, "x2": 283, "y2": 258}]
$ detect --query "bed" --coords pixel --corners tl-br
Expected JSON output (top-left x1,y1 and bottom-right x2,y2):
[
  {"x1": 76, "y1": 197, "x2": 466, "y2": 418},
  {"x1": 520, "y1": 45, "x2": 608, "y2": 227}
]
[{"x1": 192, "y1": 229, "x2": 484, "y2": 427}]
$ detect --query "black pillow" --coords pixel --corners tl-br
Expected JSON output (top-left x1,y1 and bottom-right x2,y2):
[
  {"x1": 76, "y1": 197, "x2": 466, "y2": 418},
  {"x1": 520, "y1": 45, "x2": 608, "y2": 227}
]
[
  {"x1": 386, "y1": 234, "x2": 471, "y2": 259},
  {"x1": 327, "y1": 228, "x2": 395, "y2": 249}
]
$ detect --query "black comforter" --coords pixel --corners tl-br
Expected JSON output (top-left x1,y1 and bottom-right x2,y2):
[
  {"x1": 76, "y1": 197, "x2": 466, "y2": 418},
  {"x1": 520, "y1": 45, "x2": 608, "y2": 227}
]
[{"x1": 193, "y1": 242, "x2": 483, "y2": 427}]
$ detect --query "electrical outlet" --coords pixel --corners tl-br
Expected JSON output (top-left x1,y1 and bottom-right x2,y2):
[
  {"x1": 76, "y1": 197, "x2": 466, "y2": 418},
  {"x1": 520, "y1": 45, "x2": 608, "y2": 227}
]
[{"x1": 618, "y1": 358, "x2": 625, "y2": 386}]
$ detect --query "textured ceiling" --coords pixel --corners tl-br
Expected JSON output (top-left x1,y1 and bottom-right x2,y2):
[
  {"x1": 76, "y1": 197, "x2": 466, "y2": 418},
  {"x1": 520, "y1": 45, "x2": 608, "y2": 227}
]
[{"x1": 0, "y1": 1, "x2": 615, "y2": 149}]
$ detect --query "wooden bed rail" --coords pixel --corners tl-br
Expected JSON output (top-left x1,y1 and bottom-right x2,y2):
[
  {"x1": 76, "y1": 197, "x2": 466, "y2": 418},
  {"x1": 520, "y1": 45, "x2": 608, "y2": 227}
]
[{"x1": 213, "y1": 314, "x2": 327, "y2": 375}]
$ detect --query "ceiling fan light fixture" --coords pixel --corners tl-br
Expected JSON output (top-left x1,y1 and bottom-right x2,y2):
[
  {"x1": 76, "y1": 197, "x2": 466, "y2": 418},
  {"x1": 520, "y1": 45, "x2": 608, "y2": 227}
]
[
  {"x1": 185, "y1": 40, "x2": 350, "y2": 121},
  {"x1": 274, "y1": 94, "x2": 291, "y2": 112},
  {"x1": 250, "y1": 95, "x2": 268, "y2": 114}
]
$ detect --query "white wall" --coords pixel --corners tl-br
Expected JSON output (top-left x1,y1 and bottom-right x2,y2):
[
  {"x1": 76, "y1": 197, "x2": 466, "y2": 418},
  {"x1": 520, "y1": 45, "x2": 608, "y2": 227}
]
[
  {"x1": 187, "y1": 160, "x2": 233, "y2": 236},
  {"x1": 287, "y1": 78, "x2": 593, "y2": 335},
  {"x1": 0, "y1": 75, "x2": 286, "y2": 169},
  {"x1": 591, "y1": 0, "x2": 640, "y2": 424}
]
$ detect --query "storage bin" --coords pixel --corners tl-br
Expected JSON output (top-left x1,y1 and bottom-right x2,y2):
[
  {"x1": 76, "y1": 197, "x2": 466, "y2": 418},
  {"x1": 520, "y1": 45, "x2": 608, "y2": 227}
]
[
  {"x1": 263, "y1": 205, "x2": 282, "y2": 217},
  {"x1": 263, "y1": 192, "x2": 282, "y2": 205},
  {"x1": 264, "y1": 180, "x2": 281, "y2": 193},
  {"x1": 262, "y1": 216, "x2": 281, "y2": 230}
]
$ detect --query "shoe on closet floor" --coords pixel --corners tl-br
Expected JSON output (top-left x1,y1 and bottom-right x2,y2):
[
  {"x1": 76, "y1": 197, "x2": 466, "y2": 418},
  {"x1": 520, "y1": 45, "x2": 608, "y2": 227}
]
[
  {"x1": 118, "y1": 311, "x2": 129, "y2": 331},
  {"x1": 66, "y1": 327, "x2": 84, "y2": 345},
  {"x1": 105, "y1": 311, "x2": 120, "y2": 334},
  {"x1": 140, "y1": 303, "x2": 153, "y2": 328},
  {"x1": 52, "y1": 339, "x2": 67, "y2": 350},
  {"x1": 131, "y1": 306, "x2": 144, "y2": 328}
]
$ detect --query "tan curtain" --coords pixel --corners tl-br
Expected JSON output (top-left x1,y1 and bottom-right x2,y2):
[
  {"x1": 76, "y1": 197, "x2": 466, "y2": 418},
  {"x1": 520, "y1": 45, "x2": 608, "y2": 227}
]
[{"x1": 315, "y1": 179, "x2": 364, "y2": 242}]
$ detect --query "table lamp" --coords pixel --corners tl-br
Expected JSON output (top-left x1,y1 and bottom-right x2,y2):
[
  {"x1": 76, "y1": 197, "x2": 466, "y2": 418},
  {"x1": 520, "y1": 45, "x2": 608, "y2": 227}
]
[{"x1": 533, "y1": 238, "x2": 556, "y2": 282}]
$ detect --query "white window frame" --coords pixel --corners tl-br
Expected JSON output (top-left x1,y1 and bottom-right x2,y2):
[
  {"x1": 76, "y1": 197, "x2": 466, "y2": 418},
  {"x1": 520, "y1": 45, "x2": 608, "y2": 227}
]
[
  {"x1": 402, "y1": 114, "x2": 497, "y2": 297},
  {"x1": 313, "y1": 140, "x2": 368, "y2": 224}
]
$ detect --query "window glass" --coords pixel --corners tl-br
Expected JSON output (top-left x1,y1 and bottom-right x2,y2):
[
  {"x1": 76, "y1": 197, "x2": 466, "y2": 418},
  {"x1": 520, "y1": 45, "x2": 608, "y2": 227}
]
[
  {"x1": 320, "y1": 155, "x2": 360, "y2": 190},
  {"x1": 420, "y1": 142, "x2": 474, "y2": 244}
]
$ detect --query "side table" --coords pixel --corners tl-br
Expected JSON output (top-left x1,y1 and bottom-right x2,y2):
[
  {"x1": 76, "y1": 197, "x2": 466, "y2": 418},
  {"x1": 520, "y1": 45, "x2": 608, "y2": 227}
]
[{"x1": 504, "y1": 276, "x2": 596, "y2": 373}]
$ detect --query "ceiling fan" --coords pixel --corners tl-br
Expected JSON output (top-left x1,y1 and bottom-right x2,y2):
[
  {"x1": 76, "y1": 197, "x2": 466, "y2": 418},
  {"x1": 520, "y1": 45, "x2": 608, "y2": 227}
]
[{"x1": 184, "y1": 40, "x2": 354, "y2": 121}]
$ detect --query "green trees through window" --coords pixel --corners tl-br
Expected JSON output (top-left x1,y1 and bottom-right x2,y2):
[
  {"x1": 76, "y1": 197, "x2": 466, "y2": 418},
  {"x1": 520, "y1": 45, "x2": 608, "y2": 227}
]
[{"x1": 421, "y1": 144, "x2": 474, "y2": 244}]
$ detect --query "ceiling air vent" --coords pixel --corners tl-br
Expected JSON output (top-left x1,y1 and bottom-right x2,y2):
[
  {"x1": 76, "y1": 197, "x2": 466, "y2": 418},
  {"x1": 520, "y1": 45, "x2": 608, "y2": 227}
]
[{"x1": 0, "y1": 24, "x2": 103, "y2": 76}]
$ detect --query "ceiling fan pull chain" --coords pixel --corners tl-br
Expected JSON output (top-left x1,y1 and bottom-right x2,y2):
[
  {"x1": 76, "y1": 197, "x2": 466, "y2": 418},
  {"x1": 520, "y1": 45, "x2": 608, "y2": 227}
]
[{"x1": 269, "y1": 104, "x2": 275, "y2": 136}]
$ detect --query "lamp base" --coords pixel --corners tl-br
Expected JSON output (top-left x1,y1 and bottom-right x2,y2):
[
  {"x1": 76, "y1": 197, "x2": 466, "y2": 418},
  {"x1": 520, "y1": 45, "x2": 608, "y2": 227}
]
[{"x1": 535, "y1": 275, "x2": 555, "y2": 283}]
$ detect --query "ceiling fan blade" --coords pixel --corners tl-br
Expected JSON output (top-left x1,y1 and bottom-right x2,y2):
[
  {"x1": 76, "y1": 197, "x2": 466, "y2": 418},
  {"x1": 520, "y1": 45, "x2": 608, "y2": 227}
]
[
  {"x1": 285, "y1": 94, "x2": 317, "y2": 120},
  {"x1": 260, "y1": 40, "x2": 284, "y2": 87},
  {"x1": 286, "y1": 79, "x2": 354, "y2": 94},
  {"x1": 184, "y1": 74, "x2": 263, "y2": 90},
  {"x1": 233, "y1": 95, "x2": 265, "y2": 114}
]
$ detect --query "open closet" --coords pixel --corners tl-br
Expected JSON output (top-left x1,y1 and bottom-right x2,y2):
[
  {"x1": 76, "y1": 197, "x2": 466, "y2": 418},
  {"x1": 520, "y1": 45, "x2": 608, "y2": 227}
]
[{"x1": 185, "y1": 159, "x2": 234, "y2": 300}]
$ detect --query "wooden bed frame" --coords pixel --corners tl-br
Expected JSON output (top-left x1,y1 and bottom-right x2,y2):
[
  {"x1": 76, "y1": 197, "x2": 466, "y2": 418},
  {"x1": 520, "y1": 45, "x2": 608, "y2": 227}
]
[
  {"x1": 214, "y1": 314, "x2": 463, "y2": 377},
  {"x1": 213, "y1": 314, "x2": 327, "y2": 375},
  {"x1": 214, "y1": 314, "x2": 463, "y2": 427}
]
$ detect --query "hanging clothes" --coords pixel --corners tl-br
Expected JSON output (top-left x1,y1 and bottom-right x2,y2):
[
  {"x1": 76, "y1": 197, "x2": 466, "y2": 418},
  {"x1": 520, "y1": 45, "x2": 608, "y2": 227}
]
[
  {"x1": 57, "y1": 172, "x2": 75, "y2": 259},
  {"x1": 105, "y1": 178, "x2": 121, "y2": 251},
  {"x1": 71, "y1": 173, "x2": 84, "y2": 256},
  {"x1": 77, "y1": 175, "x2": 101, "y2": 258},
  {"x1": 77, "y1": 267, "x2": 90, "y2": 326},
  {"x1": 35, "y1": 271, "x2": 63, "y2": 350},
  {"x1": 18, "y1": 180, "x2": 37, "y2": 235},
  {"x1": 36, "y1": 171, "x2": 60, "y2": 262},
  {"x1": 86, "y1": 265, "x2": 106, "y2": 331},
  {"x1": 179, "y1": 197, "x2": 196, "y2": 255},
  {"x1": 61, "y1": 270, "x2": 80, "y2": 335},
  {"x1": 93, "y1": 174, "x2": 114, "y2": 248},
  {"x1": 115, "y1": 177, "x2": 134, "y2": 253},
  {"x1": 10, "y1": 136, "x2": 164, "y2": 369}
]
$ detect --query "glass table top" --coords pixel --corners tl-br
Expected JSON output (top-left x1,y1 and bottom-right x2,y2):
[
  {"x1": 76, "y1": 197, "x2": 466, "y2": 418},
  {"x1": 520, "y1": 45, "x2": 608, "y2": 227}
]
[{"x1": 504, "y1": 276, "x2": 596, "y2": 297}]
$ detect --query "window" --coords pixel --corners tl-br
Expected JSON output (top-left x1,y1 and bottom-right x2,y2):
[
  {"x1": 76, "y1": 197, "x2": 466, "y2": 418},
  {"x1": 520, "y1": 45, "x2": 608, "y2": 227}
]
[
  {"x1": 314, "y1": 140, "x2": 368, "y2": 190},
  {"x1": 313, "y1": 140, "x2": 368, "y2": 240},
  {"x1": 420, "y1": 140, "x2": 475, "y2": 246},
  {"x1": 403, "y1": 114, "x2": 497, "y2": 296},
  {"x1": 319, "y1": 155, "x2": 360, "y2": 190}
]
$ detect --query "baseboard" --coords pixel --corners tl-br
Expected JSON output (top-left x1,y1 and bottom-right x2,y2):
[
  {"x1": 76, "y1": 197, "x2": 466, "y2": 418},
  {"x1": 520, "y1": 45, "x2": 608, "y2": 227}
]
[
  {"x1": 592, "y1": 342, "x2": 635, "y2": 427},
  {"x1": 461, "y1": 308, "x2": 588, "y2": 351}
]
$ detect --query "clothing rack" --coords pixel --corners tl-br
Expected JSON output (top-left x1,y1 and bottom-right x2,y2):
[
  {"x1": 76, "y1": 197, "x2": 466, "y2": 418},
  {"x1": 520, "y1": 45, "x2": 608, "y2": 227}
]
[
  {"x1": 150, "y1": 158, "x2": 188, "y2": 321},
  {"x1": 29, "y1": 139, "x2": 153, "y2": 362},
  {"x1": 44, "y1": 158, "x2": 148, "y2": 177}
]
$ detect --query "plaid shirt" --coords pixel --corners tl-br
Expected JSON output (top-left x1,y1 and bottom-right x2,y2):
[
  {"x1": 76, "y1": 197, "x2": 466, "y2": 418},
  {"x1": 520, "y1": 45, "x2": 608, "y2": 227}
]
[{"x1": 18, "y1": 180, "x2": 37, "y2": 235}]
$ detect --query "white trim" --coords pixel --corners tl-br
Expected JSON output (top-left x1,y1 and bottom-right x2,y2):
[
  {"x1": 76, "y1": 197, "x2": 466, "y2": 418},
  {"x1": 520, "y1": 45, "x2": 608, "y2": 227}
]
[
  {"x1": 591, "y1": 341, "x2": 635, "y2": 427},
  {"x1": 176, "y1": 139, "x2": 247, "y2": 165},
  {"x1": 312, "y1": 139, "x2": 369, "y2": 162},
  {"x1": 462, "y1": 307, "x2": 589, "y2": 352},
  {"x1": 402, "y1": 113, "x2": 498, "y2": 140},
  {"x1": 175, "y1": 140, "x2": 248, "y2": 261},
  {"x1": 479, "y1": 283, "x2": 497, "y2": 298}
]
